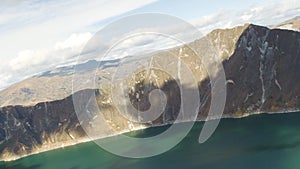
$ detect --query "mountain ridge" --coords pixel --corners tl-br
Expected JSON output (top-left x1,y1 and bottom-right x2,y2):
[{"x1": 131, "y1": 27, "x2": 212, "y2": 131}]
[
  {"x1": 0, "y1": 19, "x2": 300, "y2": 161},
  {"x1": 271, "y1": 16, "x2": 300, "y2": 32}
]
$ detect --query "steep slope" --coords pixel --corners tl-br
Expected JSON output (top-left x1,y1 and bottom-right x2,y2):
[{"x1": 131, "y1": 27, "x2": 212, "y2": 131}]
[
  {"x1": 0, "y1": 23, "x2": 300, "y2": 161},
  {"x1": 0, "y1": 88, "x2": 147, "y2": 160},
  {"x1": 216, "y1": 24, "x2": 300, "y2": 115}
]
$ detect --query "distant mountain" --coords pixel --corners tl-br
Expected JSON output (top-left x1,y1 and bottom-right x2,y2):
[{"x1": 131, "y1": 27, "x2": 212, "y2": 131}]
[
  {"x1": 0, "y1": 59, "x2": 120, "y2": 107},
  {"x1": 272, "y1": 16, "x2": 300, "y2": 31},
  {"x1": 37, "y1": 59, "x2": 120, "y2": 78},
  {"x1": 0, "y1": 18, "x2": 300, "y2": 161}
]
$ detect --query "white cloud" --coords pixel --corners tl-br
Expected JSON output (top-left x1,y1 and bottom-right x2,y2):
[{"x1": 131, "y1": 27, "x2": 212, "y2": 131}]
[
  {"x1": 10, "y1": 49, "x2": 48, "y2": 71},
  {"x1": 105, "y1": 34, "x2": 181, "y2": 59},
  {"x1": 0, "y1": 0, "x2": 157, "y2": 89},
  {"x1": 1, "y1": 0, "x2": 300, "y2": 91},
  {"x1": 54, "y1": 32, "x2": 92, "y2": 50},
  {"x1": 9, "y1": 32, "x2": 92, "y2": 71},
  {"x1": 192, "y1": 0, "x2": 300, "y2": 35},
  {"x1": 102, "y1": 24, "x2": 200, "y2": 60},
  {"x1": 0, "y1": 0, "x2": 157, "y2": 54},
  {"x1": 0, "y1": 32, "x2": 93, "y2": 90}
]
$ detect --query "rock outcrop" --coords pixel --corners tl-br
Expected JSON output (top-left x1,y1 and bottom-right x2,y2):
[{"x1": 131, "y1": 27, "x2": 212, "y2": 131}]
[{"x1": 0, "y1": 23, "x2": 300, "y2": 161}]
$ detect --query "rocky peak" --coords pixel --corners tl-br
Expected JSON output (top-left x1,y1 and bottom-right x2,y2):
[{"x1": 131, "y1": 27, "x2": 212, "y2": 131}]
[
  {"x1": 0, "y1": 20, "x2": 300, "y2": 161},
  {"x1": 204, "y1": 23, "x2": 251, "y2": 60}
]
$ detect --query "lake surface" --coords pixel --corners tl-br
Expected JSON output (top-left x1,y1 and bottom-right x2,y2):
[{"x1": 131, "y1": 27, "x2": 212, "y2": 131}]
[{"x1": 1, "y1": 112, "x2": 300, "y2": 169}]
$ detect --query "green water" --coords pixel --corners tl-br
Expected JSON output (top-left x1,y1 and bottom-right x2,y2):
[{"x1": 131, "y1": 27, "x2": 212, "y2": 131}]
[{"x1": 1, "y1": 112, "x2": 300, "y2": 169}]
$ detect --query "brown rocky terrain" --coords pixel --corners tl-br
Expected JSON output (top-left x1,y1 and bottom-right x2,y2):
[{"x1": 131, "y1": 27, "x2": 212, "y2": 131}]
[
  {"x1": 272, "y1": 16, "x2": 300, "y2": 32},
  {"x1": 0, "y1": 21, "x2": 300, "y2": 161}
]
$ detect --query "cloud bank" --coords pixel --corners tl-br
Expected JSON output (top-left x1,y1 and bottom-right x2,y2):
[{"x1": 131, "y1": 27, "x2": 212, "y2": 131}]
[
  {"x1": 0, "y1": 0, "x2": 299, "y2": 90},
  {"x1": 0, "y1": 0, "x2": 157, "y2": 90}
]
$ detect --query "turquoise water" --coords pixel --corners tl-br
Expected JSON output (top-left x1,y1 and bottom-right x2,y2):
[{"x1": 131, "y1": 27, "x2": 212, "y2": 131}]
[{"x1": 1, "y1": 112, "x2": 300, "y2": 169}]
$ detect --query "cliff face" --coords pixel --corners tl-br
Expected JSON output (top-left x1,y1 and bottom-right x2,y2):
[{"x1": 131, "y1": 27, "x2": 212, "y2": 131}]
[
  {"x1": 0, "y1": 88, "x2": 150, "y2": 160},
  {"x1": 175, "y1": 24, "x2": 300, "y2": 118},
  {"x1": 0, "y1": 24, "x2": 300, "y2": 161},
  {"x1": 222, "y1": 25, "x2": 300, "y2": 114},
  {"x1": 0, "y1": 92, "x2": 86, "y2": 160}
]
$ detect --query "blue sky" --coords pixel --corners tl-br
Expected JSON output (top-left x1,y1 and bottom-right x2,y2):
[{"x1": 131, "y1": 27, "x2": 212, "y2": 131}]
[
  {"x1": 127, "y1": 0, "x2": 262, "y2": 19},
  {"x1": 0, "y1": 0, "x2": 299, "y2": 90},
  {"x1": 90, "y1": 0, "x2": 266, "y2": 31}
]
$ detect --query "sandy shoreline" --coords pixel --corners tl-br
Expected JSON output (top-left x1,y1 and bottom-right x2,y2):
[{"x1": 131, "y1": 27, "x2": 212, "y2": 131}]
[{"x1": 2, "y1": 108, "x2": 300, "y2": 162}]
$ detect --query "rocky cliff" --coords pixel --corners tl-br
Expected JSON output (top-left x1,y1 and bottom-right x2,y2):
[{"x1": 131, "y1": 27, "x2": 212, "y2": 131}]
[{"x1": 0, "y1": 23, "x2": 300, "y2": 161}]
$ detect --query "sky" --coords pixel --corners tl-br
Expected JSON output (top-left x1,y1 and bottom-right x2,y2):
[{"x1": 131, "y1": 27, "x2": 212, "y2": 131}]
[{"x1": 0, "y1": 0, "x2": 299, "y2": 90}]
